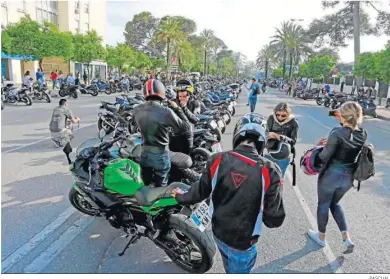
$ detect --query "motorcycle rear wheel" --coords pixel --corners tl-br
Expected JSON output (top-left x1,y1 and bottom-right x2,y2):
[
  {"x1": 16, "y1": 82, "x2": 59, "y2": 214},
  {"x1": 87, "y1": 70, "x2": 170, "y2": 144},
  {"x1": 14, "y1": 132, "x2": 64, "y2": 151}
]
[
  {"x1": 22, "y1": 95, "x2": 32, "y2": 106},
  {"x1": 162, "y1": 214, "x2": 216, "y2": 273}
]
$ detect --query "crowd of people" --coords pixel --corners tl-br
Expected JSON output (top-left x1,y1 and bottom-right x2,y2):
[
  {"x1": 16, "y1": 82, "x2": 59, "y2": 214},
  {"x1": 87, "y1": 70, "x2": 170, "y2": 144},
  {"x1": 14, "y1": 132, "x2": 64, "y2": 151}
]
[{"x1": 47, "y1": 73, "x2": 373, "y2": 274}]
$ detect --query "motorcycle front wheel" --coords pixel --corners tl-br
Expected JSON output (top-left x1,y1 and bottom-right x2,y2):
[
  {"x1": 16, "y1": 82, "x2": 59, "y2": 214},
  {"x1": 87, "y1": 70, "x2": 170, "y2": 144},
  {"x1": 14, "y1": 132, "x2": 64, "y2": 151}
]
[
  {"x1": 22, "y1": 95, "x2": 33, "y2": 106},
  {"x1": 161, "y1": 214, "x2": 216, "y2": 274},
  {"x1": 69, "y1": 188, "x2": 100, "y2": 216}
]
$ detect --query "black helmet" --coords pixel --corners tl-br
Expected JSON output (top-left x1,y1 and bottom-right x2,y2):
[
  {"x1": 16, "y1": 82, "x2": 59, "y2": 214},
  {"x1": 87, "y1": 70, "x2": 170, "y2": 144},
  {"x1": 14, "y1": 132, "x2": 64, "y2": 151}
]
[
  {"x1": 176, "y1": 78, "x2": 194, "y2": 95},
  {"x1": 266, "y1": 139, "x2": 291, "y2": 160},
  {"x1": 233, "y1": 113, "x2": 268, "y2": 154},
  {"x1": 143, "y1": 79, "x2": 166, "y2": 100}
]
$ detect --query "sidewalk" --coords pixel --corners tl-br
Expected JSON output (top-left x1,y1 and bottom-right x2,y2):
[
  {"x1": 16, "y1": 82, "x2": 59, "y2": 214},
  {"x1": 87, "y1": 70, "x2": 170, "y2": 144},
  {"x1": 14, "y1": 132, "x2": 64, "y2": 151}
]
[{"x1": 377, "y1": 106, "x2": 390, "y2": 121}]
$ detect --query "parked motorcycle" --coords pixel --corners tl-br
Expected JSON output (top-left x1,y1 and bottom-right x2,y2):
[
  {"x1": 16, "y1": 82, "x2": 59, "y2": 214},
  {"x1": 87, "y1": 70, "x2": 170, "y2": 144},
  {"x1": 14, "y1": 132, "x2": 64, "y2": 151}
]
[
  {"x1": 64, "y1": 133, "x2": 216, "y2": 273},
  {"x1": 79, "y1": 84, "x2": 99, "y2": 97},
  {"x1": 31, "y1": 83, "x2": 52, "y2": 103},
  {"x1": 2, "y1": 84, "x2": 33, "y2": 106},
  {"x1": 59, "y1": 84, "x2": 80, "y2": 99}
]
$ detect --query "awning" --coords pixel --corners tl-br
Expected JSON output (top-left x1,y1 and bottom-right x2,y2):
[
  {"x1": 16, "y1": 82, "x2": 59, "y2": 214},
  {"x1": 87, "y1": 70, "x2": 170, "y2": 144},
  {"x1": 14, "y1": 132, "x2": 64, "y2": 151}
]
[{"x1": 1, "y1": 52, "x2": 37, "y2": 61}]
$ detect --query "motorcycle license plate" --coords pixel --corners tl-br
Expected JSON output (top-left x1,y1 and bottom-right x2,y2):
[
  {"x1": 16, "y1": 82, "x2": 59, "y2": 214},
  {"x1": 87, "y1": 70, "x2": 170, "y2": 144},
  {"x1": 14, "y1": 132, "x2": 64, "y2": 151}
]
[
  {"x1": 223, "y1": 114, "x2": 229, "y2": 122},
  {"x1": 211, "y1": 143, "x2": 222, "y2": 153},
  {"x1": 217, "y1": 120, "x2": 224, "y2": 128},
  {"x1": 209, "y1": 120, "x2": 217, "y2": 129},
  {"x1": 191, "y1": 201, "x2": 211, "y2": 232}
]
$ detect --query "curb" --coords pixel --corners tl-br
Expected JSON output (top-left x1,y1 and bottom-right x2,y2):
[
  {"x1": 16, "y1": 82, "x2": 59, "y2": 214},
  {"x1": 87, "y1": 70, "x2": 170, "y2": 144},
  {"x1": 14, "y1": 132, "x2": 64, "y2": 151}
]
[{"x1": 377, "y1": 112, "x2": 390, "y2": 121}]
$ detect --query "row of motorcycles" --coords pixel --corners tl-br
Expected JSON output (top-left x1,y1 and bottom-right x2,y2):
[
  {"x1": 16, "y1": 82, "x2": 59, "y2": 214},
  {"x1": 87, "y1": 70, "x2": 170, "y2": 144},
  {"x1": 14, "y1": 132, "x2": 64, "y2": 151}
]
[
  {"x1": 316, "y1": 91, "x2": 378, "y2": 118},
  {"x1": 1, "y1": 82, "x2": 52, "y2": 109},
  {"x1": 58, "y1": 79, "x2": 144, "y2": 99},
  {"x1": 63, "y1": 79, "x2": 244, "y2": 273}
]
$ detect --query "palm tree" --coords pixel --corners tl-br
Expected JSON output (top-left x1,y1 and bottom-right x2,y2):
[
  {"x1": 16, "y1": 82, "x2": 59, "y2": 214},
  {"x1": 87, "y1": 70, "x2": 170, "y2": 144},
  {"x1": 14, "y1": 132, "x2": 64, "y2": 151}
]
[
  {"x1": 173, "y1": 40, "x2": 195, "y2": 72},
  {"x1": 270, "y1": 21, "x2": 292, "y2": 80},
  {"x1": 155, "y1": 18, "x2": 186, "y2": 70},
  {"x1": 200, "y1": 29, "x2": 214, "y2": 76},
  {"x1": 284, "y1": 24, "x2": 312, "y2": 79},
  {"x1": 256, "y1": 44, "x2": 277, "y2": 79},
  {"x1": 271, "y1": 22, "x2": 312, "y2": 80}
]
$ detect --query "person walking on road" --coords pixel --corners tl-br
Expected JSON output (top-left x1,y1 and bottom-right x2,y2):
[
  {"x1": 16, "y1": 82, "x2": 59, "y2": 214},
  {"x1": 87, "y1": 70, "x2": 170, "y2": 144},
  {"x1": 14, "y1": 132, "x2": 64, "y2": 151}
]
[
  {"x1": 83, "y1": 71, "x2": 88, "y2": 85},
  {"x1": 308, "y1": 101, "x2": 366, "y2": 253},
  {"x1": 246, "y1": 78, "x2": 260, "y2": 112},
  {"x1": 51, "y1": 70, "x2": 58, "y2": 89},
  {"x1": 173, "y1": 113, "x2": 285, "y2": 274}
]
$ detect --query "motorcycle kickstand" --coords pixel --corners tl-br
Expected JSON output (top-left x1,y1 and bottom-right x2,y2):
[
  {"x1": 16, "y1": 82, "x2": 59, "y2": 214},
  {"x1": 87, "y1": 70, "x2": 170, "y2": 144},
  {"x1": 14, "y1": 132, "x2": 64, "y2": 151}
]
[{"x1": 118, "y1": 233, "x2": 140, "y2": 256}]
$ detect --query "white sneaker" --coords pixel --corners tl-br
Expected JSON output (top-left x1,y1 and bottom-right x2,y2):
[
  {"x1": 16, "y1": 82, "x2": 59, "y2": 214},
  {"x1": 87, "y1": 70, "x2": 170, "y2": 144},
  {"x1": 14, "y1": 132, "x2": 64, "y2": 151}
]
[{"x1": 308, "y1": 230, "x2": 326, "y2": 247}]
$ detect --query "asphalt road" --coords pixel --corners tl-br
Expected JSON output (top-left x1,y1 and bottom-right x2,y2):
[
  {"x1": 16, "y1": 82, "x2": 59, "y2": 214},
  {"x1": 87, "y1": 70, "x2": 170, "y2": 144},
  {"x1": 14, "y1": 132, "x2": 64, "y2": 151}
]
[{"x1": 1, "y1": 87, "x2": 390, "y2": 274}]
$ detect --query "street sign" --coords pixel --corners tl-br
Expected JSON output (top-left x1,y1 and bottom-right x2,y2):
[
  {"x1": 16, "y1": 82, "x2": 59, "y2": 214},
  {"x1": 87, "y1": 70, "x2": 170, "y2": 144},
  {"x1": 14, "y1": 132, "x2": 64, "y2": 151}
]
[
  {"x1": 171, "y1": 57, "x2": 177, "y2": 65},
  {"x1": 332, "y1": 68, "x2": 339, "y2": 77}
]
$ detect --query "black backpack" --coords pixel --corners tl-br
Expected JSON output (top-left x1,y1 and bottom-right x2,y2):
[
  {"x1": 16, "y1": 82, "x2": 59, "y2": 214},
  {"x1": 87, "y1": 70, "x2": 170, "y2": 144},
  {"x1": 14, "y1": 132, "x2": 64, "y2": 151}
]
[{"x1": 353, "y1": 134, "x2": 375, "y2": 191}]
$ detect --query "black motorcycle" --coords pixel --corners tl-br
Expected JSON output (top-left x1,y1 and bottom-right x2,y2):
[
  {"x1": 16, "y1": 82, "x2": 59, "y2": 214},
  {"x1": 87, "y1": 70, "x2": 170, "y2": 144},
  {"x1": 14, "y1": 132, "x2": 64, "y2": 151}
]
[{"x1": 59, "y1": 84, "x2": 80, "y2": 99}]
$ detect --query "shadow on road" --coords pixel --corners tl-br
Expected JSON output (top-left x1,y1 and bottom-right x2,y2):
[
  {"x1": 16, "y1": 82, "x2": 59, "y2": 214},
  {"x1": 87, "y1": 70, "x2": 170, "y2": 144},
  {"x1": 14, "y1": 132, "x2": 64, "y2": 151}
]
[{"x1": 252, "y1": 236, "x2": 339, "y2": 273}]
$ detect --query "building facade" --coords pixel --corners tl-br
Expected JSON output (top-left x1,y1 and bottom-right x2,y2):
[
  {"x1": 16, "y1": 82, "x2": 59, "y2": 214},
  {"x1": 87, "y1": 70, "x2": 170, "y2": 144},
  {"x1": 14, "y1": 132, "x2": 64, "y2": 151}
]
[{"x1": 1, "y1": 0, "x2": 107, "y2": 83}]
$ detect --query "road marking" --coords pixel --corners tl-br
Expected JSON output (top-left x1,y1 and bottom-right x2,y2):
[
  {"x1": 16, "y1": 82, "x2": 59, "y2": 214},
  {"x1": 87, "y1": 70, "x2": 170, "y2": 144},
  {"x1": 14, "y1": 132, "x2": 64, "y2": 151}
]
[
  {"x1": 23, "y1": 215, "x2": 94, "y2": 273},
  {"x1": 306, "y1": 115, "x2": 332, "y2": 130},
  {"x1": 286, "y1": 170, "x2": 343, "y2": 273},
  {"x1": 1, "y1": 207, "x2": 76, "y2": 273},
  {"x1": 1, "y1": 123, "x2": 96, "y2": 154}
]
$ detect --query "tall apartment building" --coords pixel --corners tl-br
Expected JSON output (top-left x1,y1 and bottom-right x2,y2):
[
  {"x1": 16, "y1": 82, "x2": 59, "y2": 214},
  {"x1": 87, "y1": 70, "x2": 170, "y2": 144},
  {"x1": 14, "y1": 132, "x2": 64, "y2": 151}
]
[{"x1": 1, "y1": 0, "x2": 107, "y2": 83}]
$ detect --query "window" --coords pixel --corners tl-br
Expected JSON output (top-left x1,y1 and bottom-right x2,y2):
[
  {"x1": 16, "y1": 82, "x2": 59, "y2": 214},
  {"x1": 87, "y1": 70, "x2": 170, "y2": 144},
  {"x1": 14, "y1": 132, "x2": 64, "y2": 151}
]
[
  {"x1": 36, "y1": 8, "x2": 58, "y2": 24},
  {"x1": 15, "y1": 0, "x2": 26, "y2": 12},
  {"x1": 1, "y1": 6, "x2": 7, "y2": 26},
  {"x1": 84, "y1": 3, "x2": 89, "y2": 13},
  {"x1": 50, "y1": 1, "x2": 58, "y2": 10},
  {"x1": 75, "y1": 1, "x2": 80, "y2": 10},
  {"x1": 84, "y1": 22, "x2": 89, "y2": 31}
]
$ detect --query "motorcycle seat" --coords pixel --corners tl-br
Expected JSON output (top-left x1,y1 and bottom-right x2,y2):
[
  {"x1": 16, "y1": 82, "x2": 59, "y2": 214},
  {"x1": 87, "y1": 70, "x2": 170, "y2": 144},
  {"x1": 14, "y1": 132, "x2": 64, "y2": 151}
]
[
  {"x1": 200, "y1": 114, "x2": 213, "y2": 121},
  {"x1": 134, "y1": 182, "x2": 191, "y2": 206},
  {"x1": 169, "y1": 151, "x2": 192, "y2": 169}
]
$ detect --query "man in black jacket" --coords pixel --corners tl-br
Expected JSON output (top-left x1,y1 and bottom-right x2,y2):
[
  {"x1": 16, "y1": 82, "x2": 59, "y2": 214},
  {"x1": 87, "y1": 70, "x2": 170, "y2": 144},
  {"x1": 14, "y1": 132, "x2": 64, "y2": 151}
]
[
  {"x1": 170, "y1": 78, "x2": 201, "y2": 155},
  {"x1": 173, "y1": 113, "x2": 285, "y2": 273},
  {"x1": 134, "y1": 79, "x2": 190, "y2": 187}
]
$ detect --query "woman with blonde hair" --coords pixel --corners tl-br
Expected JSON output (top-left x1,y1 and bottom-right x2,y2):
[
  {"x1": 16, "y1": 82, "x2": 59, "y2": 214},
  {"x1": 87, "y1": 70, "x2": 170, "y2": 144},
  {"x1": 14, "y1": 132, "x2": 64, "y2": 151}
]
[
  {"x1": 265, "y1": 102, "x2": 299, "y2": 177},
  {"x1": 308, "y1": 101, "x2": 366, "y2": 253}
]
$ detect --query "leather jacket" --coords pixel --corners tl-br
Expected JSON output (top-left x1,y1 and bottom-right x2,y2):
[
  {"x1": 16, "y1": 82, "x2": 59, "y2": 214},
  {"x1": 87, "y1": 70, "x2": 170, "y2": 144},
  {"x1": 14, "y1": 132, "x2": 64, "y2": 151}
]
[
  {"x1": 173, "y1": 99, "x2": 200, "y2": 136},
  {"x1": 134, "y1": 101, "x2": 190, "y2": 151},
  {"x1": 316, "y1": 126, "x2": 366, "y2": 167},
  {"x1": 176, "y1": 145, "x2": 285, "y2": 250},
  {"x1": 267, "y1": 114, "x2": 299, "y2": 145}
]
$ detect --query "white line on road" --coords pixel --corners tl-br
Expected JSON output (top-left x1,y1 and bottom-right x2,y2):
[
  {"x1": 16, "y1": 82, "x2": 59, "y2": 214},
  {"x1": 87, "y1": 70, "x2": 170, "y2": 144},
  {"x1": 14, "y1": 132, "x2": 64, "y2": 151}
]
[
  {"x1": 286, "y1": 165, "x2": 343, "y2": 273},
  {"x1": 306, "y1": 115, "x2": 332, "y2": 131},
  {"x1": 1, "y1": 123, "x2": 96, "y2": 154},
  {"x1": 23, "y1": 215, "x2": 94, "y2": 273},
  {"x1": 1, "y1": 207, "x2": 76, "y2": 273}
]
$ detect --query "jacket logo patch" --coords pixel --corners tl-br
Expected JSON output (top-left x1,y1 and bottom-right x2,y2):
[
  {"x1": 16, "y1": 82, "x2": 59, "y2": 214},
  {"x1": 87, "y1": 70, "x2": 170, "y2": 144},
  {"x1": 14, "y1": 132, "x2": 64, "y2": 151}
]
[{"x1": 231, "y1": 172, "x2": 247, "y2": 188}]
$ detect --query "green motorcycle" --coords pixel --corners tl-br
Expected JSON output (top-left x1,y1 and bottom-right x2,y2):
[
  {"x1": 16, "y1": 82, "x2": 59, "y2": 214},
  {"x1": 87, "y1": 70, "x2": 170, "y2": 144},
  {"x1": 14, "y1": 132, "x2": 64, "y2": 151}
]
[{"x1": 66, "y1": 133, "x2": 216, "y2": 273}]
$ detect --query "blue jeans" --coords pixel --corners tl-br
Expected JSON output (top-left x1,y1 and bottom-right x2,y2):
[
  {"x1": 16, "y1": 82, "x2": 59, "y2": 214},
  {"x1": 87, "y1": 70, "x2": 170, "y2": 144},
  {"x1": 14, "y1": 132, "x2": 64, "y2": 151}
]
[
  {"x1": 140, "y1": 150, "x2": 171, "y2": 187},
  {"x1": 264, "y1": 155, "x2": 290, "y2": 178},
  {"x1": 214, "y1": 235, "x2": 257, "y2": 274},
  {"x1": 317, "y1": 166, "x2": 354, "y2": 233},
  {"x1": 248, "y1": 97, "x2": 257, "y2": 113}
]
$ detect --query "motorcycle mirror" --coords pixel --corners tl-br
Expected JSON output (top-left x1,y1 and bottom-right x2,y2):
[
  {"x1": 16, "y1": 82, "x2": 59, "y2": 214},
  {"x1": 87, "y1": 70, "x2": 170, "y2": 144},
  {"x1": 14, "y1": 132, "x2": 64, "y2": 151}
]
[{"x1": 98, "y1": 129, "x2": 106, "y2": 141}]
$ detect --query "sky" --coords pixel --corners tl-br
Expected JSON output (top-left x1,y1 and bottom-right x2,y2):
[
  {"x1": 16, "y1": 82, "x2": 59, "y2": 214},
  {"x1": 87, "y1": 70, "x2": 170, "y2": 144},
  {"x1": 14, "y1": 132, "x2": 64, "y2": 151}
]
[{"x1": 106, "y1": 0, "x2": 390, "y2": 63}]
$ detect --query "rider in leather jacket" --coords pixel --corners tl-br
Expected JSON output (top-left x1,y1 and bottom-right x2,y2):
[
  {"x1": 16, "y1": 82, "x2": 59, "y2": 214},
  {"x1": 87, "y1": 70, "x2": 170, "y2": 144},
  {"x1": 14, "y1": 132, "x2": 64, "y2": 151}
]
[
  {"x1": 134, "y1": 79, "x2": 190, "y2": 187},
  {"x1": 170, "y1": 78, "x2": 200, "y2": 155}
]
